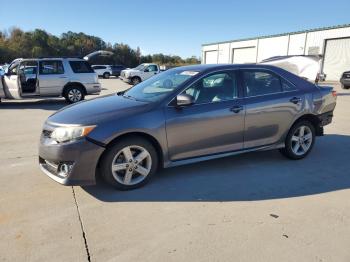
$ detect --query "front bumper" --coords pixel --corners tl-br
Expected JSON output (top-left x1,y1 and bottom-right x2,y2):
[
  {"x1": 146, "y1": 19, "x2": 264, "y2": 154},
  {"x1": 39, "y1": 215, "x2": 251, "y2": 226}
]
[
  {"x1": 119, "y1": 76, "x2": 131, "y2": 83},
  {"x1": 39, "y1": 137, "x2": 105, "y2": 186}
]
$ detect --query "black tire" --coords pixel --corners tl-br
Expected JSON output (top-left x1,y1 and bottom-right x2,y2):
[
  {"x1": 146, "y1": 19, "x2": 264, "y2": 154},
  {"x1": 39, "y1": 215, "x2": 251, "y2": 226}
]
[
  {"x1": 103, "y1": 72, "x2": 110, "y2": 79},
  {"x1": 131, "y1": 76, "x2": 141, "y2": 85},
  {"x1": 341, "y1": 84, "x2": 349, "y2": 90},
  {"x1": 64, "y1": 86, "x2": 85, "y2": 103},
  {"x1": 100, "y1": 136, "x2": 159, "y2": 190},
  {"x1": 279, "y1": 120, "x2": 316, "y2": 160}
]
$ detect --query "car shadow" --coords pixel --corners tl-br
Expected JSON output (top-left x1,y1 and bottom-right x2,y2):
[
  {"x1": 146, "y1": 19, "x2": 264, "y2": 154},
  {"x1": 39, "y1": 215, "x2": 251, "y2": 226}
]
[
  {"x1": 82, "y1": 134, "x2": 350, "y2": 202},
  {"x1": 337, "y1": 92, "x2": 350, "y2": 96},
  {"x1": 0, "y1": 99, "x2": 68, "y2": 111}
]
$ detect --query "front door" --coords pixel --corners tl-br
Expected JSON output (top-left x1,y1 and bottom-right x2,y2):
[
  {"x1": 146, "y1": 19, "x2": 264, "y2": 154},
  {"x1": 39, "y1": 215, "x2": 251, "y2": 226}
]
[
  {"x1": 37, "y1": 60, "x2": 67, "y2": 96},
  {"x1": 142, "y1": 65, "x2": 158, "y2": 81},
  {"x1": 3, "y1": 62, "x2": 21, "y2": 99},
  {"x1": 241, "y1": 69, "x2": 304, "y2": 148},
  {"x1": 165, "y1": 71, "x2": 245, "y2": 161}
]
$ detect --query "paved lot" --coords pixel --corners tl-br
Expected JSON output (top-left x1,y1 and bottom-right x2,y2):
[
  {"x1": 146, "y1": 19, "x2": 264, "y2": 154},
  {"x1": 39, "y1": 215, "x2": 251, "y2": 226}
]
[{"x1": 0, "y1": 78, "x2": 349, "y2": 262}]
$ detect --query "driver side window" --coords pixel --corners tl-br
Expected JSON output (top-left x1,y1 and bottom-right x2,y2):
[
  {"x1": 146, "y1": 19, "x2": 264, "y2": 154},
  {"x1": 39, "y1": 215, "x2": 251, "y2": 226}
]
[
  {"x1": 8, "y1": 64, "x2": 18, "y2": 75},
  {"x1": 146, "y1": 65, "x2": 157, "y2": 72},
  {"x1": 184, "y1": 71, "x2": 238, "y2": 104}
]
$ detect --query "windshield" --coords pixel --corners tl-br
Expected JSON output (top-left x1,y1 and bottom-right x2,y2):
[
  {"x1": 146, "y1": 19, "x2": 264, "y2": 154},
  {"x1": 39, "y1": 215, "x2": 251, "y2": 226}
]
[
  {"x1": 123, "y1": 69, "x2": 199, "y2": 102},
  {"x1": 134, "y1": 64, "x2": 146, "y2": 71}
]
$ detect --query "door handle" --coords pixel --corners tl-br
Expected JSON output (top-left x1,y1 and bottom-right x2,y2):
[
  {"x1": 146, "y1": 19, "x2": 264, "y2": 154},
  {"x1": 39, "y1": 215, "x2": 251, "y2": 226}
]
[
  {"x1": 290, "y1": 97, "x2": 301, "y2": 104},
  {"x1": 230, "y1": 105, "x2": 243, "y2": 113}
]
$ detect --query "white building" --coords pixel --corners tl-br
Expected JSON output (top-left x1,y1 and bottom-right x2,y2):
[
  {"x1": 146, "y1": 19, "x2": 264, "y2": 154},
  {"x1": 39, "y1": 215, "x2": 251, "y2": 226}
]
[{"x1": 201, "y1": 24, "x2": 350, "y2": 80}]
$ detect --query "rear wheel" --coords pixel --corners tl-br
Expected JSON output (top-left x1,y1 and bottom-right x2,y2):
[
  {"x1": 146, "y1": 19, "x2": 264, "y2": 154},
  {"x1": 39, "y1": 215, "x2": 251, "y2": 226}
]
[
  {"x1": 279, "y1": 121, "x2": 315, "y2": 160},
  {"x1": 64, "y1": 86, "x2": 85, "y2": 103},
  {"x1": 103, "y1": 72, "x2": 110, "y2": 79},
  {"x1": 100, "y1": 136, "x2": 158, "y2": 190}
]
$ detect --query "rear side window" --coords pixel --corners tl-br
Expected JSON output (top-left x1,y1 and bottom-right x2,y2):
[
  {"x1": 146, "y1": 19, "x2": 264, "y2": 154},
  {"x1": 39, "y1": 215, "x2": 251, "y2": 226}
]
[
  {"x1": 281, "y1": 79, "x2": 297, "y2": 92},
  {"x1": 39, "y1": 61, "x2": 64, "y2": 75},
  {"x1": 243, "y1": 71, "x2": 282, "y2": 97},
  {"x1": 69, "y1": 61, "x2": 94, "y2": 73}
]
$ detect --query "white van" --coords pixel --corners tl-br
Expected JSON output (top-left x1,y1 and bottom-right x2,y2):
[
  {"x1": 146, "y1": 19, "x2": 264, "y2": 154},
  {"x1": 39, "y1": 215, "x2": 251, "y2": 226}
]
[{"x1": 0, "y1": 58, "x2": 101, "y2": 103}]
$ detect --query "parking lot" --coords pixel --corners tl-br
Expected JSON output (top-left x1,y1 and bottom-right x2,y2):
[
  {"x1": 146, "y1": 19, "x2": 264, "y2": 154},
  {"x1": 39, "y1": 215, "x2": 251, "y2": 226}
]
[{"x1": 0, "y1": 78, "x2": 349, "y2": 262}]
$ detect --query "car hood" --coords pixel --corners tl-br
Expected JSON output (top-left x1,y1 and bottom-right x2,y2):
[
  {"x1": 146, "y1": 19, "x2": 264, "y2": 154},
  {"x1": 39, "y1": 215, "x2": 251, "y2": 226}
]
[
  {"x1": 122, "y1": 69, "x2": 140, "y2": 74},
  {"x1": 47, "y1": 94, "x2": 150, "y2": 126}
]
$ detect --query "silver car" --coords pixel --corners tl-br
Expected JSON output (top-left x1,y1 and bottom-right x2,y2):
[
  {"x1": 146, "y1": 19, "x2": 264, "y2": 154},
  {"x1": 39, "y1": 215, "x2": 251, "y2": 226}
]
[
  {"x1": 0, "y1": 58, "x2": 101, "y2": 103},
  {"x1": 39, "y1": 64, "x2": 337, "y2": 190}
]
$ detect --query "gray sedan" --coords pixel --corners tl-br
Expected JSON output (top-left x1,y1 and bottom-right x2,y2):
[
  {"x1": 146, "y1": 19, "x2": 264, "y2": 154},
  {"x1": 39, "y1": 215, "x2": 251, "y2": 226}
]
[{"x1": 39, "y1": 64, "x2": 337, "y2": 190}]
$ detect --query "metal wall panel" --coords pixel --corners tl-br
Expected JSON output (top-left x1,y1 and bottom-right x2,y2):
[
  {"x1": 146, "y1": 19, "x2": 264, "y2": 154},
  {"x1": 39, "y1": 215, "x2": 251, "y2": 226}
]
[
  {"x1": 201, "y1": 25, "x2": 350, "y2": 81},
  {"x1": 232, "y1": 47, "x2": 256, "y2": 63},
  {"x1": 218, "y1": 43, "x2": 230, "y2": 63},
  {"x1": 204, "y1": 50, "x2": 218, "y2": 64},
  {"x1": 306, "y1": 27, "x2": 350, "y2": 55},
  {"x1": 257, "y1": 35, "x2": 289, "y2": 61},
  {"x1": 288, "y1": 33, "x2": 306, "y2": 55}
]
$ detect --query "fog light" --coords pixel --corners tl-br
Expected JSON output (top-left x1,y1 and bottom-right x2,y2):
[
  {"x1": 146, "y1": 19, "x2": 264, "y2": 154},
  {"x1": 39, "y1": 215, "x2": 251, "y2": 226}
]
[{"x1": 58, "y1": 162, "x2": 73, "y2": 177}]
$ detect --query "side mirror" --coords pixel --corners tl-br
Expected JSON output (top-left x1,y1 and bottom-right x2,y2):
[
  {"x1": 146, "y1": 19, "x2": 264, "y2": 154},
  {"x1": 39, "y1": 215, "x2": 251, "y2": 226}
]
[
  {"x1": 144, "y1": 68, "x2": 150, "y2": 72},
  {"x1": 176, "y1": 94, "x2": 194, "y2": 107}
]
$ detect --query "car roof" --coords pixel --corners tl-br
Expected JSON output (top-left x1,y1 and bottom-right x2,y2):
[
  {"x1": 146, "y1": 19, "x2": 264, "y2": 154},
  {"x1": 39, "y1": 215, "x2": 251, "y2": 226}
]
[
  {"x1": 19, "y1": 57, "x2": 86, "y2": 62},
  {"x1": 172, "y1": 63, "x2": 283, "y2": 73}
]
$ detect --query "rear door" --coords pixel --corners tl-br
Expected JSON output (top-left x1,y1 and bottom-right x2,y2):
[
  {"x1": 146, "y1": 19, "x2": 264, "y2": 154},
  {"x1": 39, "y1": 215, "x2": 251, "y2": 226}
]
[
  {"x1": 37, "y1": 60, "x2": 67, "y2": 96},
  {"x1": 241, "y1": 69, "x2": 303, "y2": 148}
]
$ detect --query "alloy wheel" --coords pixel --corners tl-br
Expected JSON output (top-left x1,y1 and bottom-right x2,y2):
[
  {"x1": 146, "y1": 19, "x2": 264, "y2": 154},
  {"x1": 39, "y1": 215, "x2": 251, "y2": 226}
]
[
  {"x1": 111, "y1": 145, "x2": 152, "y2": 186},
  {"x1": 68, "y1": 89, "x2": 82, "y2": 102},
  {"x1": 290, "y1": 125, "x2": 313, "y2": 156}
]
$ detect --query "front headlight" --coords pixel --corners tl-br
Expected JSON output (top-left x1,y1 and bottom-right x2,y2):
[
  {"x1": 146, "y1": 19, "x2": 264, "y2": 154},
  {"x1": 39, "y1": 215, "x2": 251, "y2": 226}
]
[{"x1": 50, "y1": 125, "x2": 96, "y2": 143}]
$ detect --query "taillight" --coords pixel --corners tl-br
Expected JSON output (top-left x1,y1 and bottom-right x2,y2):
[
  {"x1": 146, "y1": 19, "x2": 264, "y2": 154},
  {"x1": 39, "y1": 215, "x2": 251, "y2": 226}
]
[{"x1": 332, "y1": 90, "x2": 337, "y2": 97}]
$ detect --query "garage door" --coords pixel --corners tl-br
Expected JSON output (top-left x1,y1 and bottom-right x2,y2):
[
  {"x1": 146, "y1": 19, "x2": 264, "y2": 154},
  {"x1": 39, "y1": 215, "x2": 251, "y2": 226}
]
[
  {"x1": 323, "y1": 38, "x2": 350, "y2": 80},
  {"x1": 205, "y1": 51, "x2": 218, "y2": 64},
  {"x1": 232, "y1": 47, "x2": 256, "y2": 63}
]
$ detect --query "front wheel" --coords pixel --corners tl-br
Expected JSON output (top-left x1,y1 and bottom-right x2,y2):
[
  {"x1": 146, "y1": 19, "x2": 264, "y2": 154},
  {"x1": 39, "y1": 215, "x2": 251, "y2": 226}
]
[
  {"x1": 64, "y1": 86, "x2": 85, "y2": 103},
  {"x1": 279, "y1": 121, "x2": 315, "y2": 160},
  {"x1": 131, "y1": 77, "x2": 141, "y2": 85},
  {"x1": 100, "y1": 136, "x2": 158, "y2": 190}
]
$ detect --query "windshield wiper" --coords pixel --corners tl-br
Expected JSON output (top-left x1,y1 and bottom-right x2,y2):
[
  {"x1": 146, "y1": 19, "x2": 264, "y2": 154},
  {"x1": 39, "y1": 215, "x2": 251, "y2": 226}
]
[{"x1": 123, "y1": 94, "x2": 137, "y2": 100}]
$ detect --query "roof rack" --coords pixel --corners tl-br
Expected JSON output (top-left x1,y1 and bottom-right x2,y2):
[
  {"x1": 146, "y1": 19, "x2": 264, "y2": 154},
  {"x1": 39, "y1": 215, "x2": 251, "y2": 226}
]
[{"x1": 36, "y1": 56, "x2": 83, "y2": 59}]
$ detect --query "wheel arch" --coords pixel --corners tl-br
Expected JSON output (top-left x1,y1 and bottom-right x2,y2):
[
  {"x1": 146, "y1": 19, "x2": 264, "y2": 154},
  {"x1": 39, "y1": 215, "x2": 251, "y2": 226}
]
[
  {"x1": 62, "y1": 82, "x2": 87, "y2": 96},
  {"x1": 290, "y1": 114, "x2": 322, "y2": 136},
  {"x1": 96, "y1": 131, "x2": 165, "y2": 172},
  {"x1": 131, "y1": 76, "x2": 141, "y2": 81}
]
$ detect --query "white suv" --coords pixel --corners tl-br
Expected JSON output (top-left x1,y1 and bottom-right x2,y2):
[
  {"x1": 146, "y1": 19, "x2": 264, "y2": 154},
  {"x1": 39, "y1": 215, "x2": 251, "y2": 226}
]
[
  {"x1": 92, "y1": 65, "x2": 113, "y2": 79},
  {"x1": 0, "y1": 58, "x2": 101, "y2": 103}
]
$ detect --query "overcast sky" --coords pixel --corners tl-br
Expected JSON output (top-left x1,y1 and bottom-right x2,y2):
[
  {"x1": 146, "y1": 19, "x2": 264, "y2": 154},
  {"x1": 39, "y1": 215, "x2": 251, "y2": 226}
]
[{"x1": 1, "y1": 0, "x2": 349, "y2": 58}]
